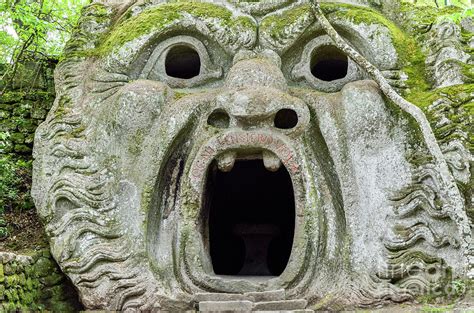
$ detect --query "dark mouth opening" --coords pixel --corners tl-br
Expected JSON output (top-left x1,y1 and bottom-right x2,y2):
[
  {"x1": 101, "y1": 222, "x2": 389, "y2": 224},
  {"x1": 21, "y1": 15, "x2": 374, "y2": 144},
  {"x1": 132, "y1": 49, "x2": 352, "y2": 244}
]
[{"x1": 204, "y1": 159, "x2": 295, "y2": 277}]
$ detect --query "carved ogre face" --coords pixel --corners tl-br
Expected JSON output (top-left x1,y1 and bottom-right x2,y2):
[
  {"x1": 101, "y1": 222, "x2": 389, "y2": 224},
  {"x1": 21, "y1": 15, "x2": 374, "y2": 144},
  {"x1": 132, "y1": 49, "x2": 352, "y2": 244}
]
[{"x1": 32, "y1": 1, "x2": 472, "y2": 310}]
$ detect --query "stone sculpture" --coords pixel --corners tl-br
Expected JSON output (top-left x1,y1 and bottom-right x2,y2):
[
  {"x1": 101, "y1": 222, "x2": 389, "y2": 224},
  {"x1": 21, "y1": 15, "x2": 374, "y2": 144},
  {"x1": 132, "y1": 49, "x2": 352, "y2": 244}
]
[{"x1": 31, "y1": 0, "x2": 473, "y2": 310}]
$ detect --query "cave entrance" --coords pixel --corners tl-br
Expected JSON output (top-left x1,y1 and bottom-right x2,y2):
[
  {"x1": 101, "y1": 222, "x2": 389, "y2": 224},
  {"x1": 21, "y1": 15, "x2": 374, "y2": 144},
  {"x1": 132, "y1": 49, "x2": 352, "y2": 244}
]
[{"x1": 205, "y1": 159, "x2": 295, "y2": 277}]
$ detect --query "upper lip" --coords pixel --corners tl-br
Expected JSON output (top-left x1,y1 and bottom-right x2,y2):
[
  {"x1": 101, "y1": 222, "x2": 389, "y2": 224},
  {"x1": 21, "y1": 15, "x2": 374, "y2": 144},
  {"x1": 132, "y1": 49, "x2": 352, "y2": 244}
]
[
  {"x1": 216, "y1": 150, "x2": 281, "y2": 172},
  {"x1": 189, "y1": 130, "x2": 301, "y2": 193}
]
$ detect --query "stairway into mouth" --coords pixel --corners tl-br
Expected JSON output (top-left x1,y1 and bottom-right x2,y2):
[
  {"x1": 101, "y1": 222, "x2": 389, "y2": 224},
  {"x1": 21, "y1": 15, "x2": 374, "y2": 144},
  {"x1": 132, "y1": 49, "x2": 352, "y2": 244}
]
[{"x1": 195, "y1": 289, "x2": 314, "y2": 312}]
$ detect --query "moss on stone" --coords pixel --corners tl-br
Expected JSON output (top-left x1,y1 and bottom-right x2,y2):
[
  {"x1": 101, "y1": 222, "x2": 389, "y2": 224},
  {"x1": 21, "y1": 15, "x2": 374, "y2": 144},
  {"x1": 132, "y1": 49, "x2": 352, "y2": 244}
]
[
  {"x1": 400, "y1": 3, "x2": 462, "y2": 29},
  {"x1": 96, "y1": 2, "x2": 254, "y2": 56},
  {"x1": 260, "y1": 4, "x2": 310, "y2": 39},
  {"x1": 457, "y1": 60, "x2": 474, "y2": 83},
  {"x1": 60, "y1": 3, "x2": 112, "y2": 60},
  {"x1": 406, "y1": 83, "x2": 473, "y2": 175},
  {"x1": 128, "y1": 129, "x2": 146, "y2": 156},
  {"x1": 262, "y1": 3, "x2": 431, "y2": 101},
  {"x1": 324, "y1": 3, "x2": 431, "y2": 96},
  {"x1": 407, "y1": 83, "x2": 474, "y2": 111},
  {"x1": 397, "y1": 6, "x2": 474, "y2": 96},
  {"x1": 70, "y1": 124, "x2": 86, "y2": 137},
  {"x1": 0, "y1": 250, "x2": 82, "y2": 312},
  {"x1": 417, "y1": 277, "x2": 470, "y2": 306},
  {"x1": 173, "y1": 91, "x2": 190, "y2": 101}
]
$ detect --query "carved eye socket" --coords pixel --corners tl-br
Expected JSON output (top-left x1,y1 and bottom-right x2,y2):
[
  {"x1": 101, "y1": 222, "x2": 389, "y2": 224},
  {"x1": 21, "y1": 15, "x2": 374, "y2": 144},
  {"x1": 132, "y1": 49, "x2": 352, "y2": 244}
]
[
  {"x1": 310, "y1": 46, "x2": 348, "y2": 82},
  {"x1": 292, "y1": 35, "x2": 363, "y2": 92},
  {"x1": 140, "y1": 35, "x2": 222, "y2": 88},
  {"x1": 165, "y1": 45, "x2": 201, "y2": 79}
]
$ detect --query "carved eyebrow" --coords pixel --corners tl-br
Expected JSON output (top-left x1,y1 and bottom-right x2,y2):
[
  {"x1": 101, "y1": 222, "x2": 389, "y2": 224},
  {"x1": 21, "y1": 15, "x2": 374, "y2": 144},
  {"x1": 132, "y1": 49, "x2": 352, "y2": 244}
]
[
  {"x1": 260, "y1": 3, "x2": 404, "y2": 56},
  {"x1": 260, "y1": 4, "x2": 314, "y2": 53},
  {"x1": 97, "y1": 2, "x2": 257, "y2": 56}
]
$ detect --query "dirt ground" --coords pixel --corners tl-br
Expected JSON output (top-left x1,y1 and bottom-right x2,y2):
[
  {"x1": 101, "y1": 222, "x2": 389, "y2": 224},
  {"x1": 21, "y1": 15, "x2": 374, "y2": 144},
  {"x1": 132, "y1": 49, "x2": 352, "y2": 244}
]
[{"x1": 0, "y1": 209, "x2": 48, "y2": 253}]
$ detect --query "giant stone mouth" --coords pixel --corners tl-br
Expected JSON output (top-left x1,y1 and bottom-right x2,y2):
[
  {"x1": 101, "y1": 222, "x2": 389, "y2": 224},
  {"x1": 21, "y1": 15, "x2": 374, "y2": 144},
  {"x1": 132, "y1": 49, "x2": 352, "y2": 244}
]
[
  {"x1": 183, "y1": 131, "x2": 308, "y2": 291},
  {"x1": 203, "y1": 153, "x2": 295, "y2": 277}
]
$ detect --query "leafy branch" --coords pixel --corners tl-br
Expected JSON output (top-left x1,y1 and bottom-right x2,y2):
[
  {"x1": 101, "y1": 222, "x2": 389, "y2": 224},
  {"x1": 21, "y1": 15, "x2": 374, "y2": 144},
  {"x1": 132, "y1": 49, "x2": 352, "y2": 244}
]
[{"x1": 0, "y1": 0, "x2": 88, "y2": 92}]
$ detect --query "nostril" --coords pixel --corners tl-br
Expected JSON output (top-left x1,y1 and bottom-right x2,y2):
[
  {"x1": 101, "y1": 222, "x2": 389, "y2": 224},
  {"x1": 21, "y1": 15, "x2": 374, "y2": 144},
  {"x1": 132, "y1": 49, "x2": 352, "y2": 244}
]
[
  {"x1": 208, "y1": 110, "x2": 230, "y2": 129},
  {"x1": 274, "y1": 109, "x2": 298, "y2": 129}
]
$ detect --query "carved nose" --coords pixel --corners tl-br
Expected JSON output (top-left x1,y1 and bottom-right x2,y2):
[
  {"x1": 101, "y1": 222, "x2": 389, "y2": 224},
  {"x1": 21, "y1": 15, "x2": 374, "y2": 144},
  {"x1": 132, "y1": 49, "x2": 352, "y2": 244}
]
[
  {"x1": 225, "y1": 57, "x2": 287, "y2": 91},
  {"x1": 214, "y1": 53, "x2": 309, "y2": 136},
  {"x1": 214, "y1": 88, "x2": 309, "y2": 137}
]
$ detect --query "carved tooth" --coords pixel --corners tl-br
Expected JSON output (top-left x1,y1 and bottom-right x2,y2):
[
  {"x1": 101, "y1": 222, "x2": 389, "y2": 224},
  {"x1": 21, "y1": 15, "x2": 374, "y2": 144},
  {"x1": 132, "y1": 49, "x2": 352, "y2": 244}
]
[
  {"x1": 263, "y1": 150, "x2": 281, "y2": 172},
  {"x1": 217, "y1": 152, "x2": 236, "y2": 172}
]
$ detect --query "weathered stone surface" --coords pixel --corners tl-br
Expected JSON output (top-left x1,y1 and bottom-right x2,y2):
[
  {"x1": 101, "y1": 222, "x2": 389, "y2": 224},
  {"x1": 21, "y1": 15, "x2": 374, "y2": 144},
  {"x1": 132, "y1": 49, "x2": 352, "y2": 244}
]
[
  {"x1": 199, "y1": 300, "x2": 253, "y2": 312},
  {"x1": 244, "y1": 289, "x2": 285, "y2": 302},
  {"x1": 253, "y1": 299, "x2": 307, "y2": 311},
  {"x1": 195, "y1": 292, "x2": 254, "y2": 302},
  {"x1": 254, "y1": 311, "x2": 314, "y2": 313},
  {"x1": 31, "y1": 0, "x2": 473, "y2": 311}
]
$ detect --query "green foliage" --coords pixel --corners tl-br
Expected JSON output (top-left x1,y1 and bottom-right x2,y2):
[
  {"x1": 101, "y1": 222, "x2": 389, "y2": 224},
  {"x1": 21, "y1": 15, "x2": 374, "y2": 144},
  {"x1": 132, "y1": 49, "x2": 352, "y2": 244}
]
[
  {"x1": 438, "y1": 7, "x2": 474, "y2": 23},
  {"x1": 0, "y1": 0, "x2": 89, "y2": 88},
  {"x1": 449, "y1": 279, "x2": 468, "y2": 298},
  {"x1": 0, "y1": 152, "x2": 34, "y2": 213},
  {"x1": 401, "y1": 0, "x2": 472, "y2": 9},
  {"x1": 0, "y1": 131, "x2": 34, "y2": 238},
  {"x1": 421, "y1": 305, "x2": 455, "y2": 313}
]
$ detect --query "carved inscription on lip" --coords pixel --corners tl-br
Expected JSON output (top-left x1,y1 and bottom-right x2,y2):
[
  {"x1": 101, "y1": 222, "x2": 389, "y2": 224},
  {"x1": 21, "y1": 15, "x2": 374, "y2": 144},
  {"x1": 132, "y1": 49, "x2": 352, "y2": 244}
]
[{"x1": 190, "y1": 131, "x2": 300, "y2": 190}]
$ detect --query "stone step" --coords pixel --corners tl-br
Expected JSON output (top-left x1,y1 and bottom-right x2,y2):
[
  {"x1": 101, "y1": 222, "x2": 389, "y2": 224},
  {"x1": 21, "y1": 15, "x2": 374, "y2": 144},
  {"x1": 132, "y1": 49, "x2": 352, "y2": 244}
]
[
  {"x1": 244, "y1": 289, "x2": 285, "y2": 302},
  {"x1": 195, "y1": 292, "x2": 254, "y2": 302},
  {"x1": 253, "y1": 299, "x2": 308, "y2": 311},
  {"x1": 199, "y1": 300, "x2": 253, "y2": 312},
  {"x1": 253, "y1": 310, "x2": 314, "y2": 313}
]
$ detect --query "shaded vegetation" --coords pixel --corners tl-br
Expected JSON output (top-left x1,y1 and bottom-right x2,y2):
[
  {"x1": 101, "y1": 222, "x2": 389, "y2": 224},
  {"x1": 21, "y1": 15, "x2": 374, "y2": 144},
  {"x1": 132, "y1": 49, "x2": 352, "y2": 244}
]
[
  {"x1": 0, "y1": 0, "x2": 88, "y2": 91},
  {"x1": 0, "y1": 0, "x2": 88, "y2": 243}
]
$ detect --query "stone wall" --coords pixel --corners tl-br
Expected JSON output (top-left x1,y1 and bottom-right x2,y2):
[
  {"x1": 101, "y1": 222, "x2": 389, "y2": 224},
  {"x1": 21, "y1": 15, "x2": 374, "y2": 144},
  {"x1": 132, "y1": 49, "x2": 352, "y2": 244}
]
[
  {"x1": 0, "y1": 250, "x2": 82, "y2": 311},
  {"x1": 0, "y1": 91, "x2": 54, "y2": 155},
  {"x1": 0, "y1": 64, "x2": 82, "y2": 310}
]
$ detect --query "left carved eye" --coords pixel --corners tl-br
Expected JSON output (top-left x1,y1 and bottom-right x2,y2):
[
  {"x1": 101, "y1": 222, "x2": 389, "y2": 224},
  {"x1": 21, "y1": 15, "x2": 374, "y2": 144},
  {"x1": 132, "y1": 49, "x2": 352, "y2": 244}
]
[
  {"x1": 140, "y1": 35, "x2": 222, "y2": 88},
  {"x1": 165, "y1": 45, "x2": 201, "y2": 79},
  {"x1": 292, "y1": 35, "x2": 363, "y2": 92}
]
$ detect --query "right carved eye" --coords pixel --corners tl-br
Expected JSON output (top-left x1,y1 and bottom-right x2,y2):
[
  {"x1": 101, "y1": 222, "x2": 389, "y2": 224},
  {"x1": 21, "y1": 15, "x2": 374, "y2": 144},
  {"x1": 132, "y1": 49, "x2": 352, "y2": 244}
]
[
  {"x1": 310, "y1": 45, "x2": 349, "y2": 82},
  {"x1": 291, "y1": 35, "x2": 363, "y2": 92},
  {"x1": 140, "y1": 35, "x2": 222, "y2": 88}
]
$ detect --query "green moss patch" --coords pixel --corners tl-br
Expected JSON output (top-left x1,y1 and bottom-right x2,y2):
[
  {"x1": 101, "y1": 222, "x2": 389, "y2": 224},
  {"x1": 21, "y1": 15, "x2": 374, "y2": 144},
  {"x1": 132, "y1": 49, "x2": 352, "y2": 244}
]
[
  {"x1": 0, "y1": 249, "x2": 82, "y2": 312},
  {"x1": 407, "y1": 84, "x2": 473, "y2": 180},
  {"x1": 407, "y1": 83, "x2": 474, "y2": 111},
  {"x1": 400, "y1": 3, "x2": 466, "y2": 32},
  {"x1": 322, "y1": 3, "x2": 430, "y2": 96},
  {"x1": 262, "y1": 3, "x2": 412, "y2": 63},
  {"x1": 96, "y1": 2, "x2": 255, "y2": 56},
  {"x1": 260, "y1": 4, "x2": 310, "y2": 39}
]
